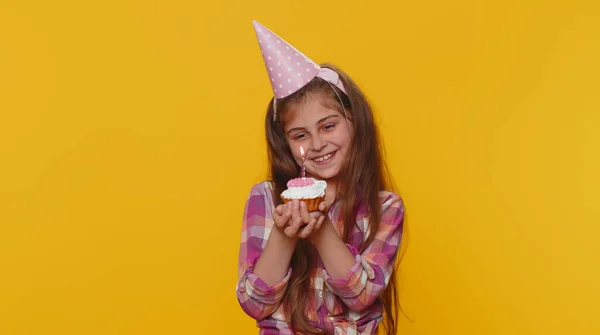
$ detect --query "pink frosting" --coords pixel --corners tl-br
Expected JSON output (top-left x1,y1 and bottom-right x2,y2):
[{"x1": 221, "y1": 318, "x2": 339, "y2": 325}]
[{"x1": 286, "y1": 177, "x2": 315, "y2": 188}]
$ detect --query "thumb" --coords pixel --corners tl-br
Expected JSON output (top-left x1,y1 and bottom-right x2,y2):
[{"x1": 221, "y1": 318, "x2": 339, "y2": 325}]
[{"x1": 318, "y1": 200, "x2": 330, "y2": 213}]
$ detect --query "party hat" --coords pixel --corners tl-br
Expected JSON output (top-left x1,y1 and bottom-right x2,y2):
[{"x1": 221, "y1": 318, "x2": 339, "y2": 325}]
[{"x1": 252, "y1": 20, "x2": 346, "y2": 100}]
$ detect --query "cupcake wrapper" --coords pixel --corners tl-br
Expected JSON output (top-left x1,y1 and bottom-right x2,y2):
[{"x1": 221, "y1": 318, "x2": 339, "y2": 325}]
[{"x1": 280, "y1": 194, "x2": 325, "y2": 212}]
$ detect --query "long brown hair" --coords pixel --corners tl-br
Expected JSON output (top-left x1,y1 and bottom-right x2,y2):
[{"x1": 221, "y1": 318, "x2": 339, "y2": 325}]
[{"x1": 265, "y1": 63, "x2": 400, "y2": 334}]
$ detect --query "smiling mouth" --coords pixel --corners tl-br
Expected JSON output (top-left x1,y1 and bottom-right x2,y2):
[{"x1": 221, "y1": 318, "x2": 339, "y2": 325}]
[{"x1": 312, "y1": 151, "x2": 337, "y2": 164}]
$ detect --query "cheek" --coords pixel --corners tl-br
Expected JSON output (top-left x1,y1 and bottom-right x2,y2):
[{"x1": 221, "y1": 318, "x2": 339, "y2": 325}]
[
  {"x1": 340, "y1": 142, "x2": 351, "y2": 156},
  {"x1": 335, "y1": 130, "x2": 352, "y2": 153},
  {"x1": 287, "y1": 143, "x2": 302, "y2": 162}
]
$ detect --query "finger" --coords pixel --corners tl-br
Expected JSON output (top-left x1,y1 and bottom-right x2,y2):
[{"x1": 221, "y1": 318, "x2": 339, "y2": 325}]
[
  {"x1": 318, "y1": 200, "x2": 330, "y2": 213},
  {"x1": 291, "y1": 199, "x2": 301, "y2": 222},
  {"x1": 272, "y1": 205, "x2": 282, "y2": 220},
  {"x1": 297, "y1": 218, "x2": 317, "y2": 239},
  {"x1": 309, "y1": 210, "x2": 322, "y2": 219},
  {"x1": 291, "y1": 212, "x2": 303, "y2": 231},
  {"x1": 275, "y1": 204, "x2": 284, "y2": 215},
  {"x1": 275, "y1": 204, "x2": 291, "y2": 228},
  {"x1": 273, "y1": 212, "x2": 284, "y2": 228},
  {"x1": 288, "y1": 199, "x2": 304, "y2": 230},
  {"x1": 283, "y1": 202, "x2": 292, "y2": 220},
  {"x1": 299, "y1": 201, "x2": 312, "y2": 224},
  {"x1": 314, "y1": 215, "x2": 326, "y2": 231},
  {"x1": 284, "y1": 226, "x2": 296, "y2": 238},
  {"x1": 284, "y1": 219, "x2": 301, "y2": 237}
]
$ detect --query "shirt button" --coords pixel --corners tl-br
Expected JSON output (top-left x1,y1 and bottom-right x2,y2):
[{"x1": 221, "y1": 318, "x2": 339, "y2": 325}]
[{"x1": 319, "y1": 291, "x2": 323, "y2": 298}]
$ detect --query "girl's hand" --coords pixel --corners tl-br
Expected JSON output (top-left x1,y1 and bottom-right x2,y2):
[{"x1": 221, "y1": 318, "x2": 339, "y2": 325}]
[
  {"x1": 273, "y1": 201, "x2": 306, "y2": 239},
  {"x1": 273, "y1": 202, "x2": 292, "y2": 230},
  {"x1": 274, "y1": 199, "x2": 331, "y2": 239},
  {"x1": 294, "y1": 200, "x2": 332, "y2": 239},
  {"x1": 311, "y1": 200, "x2": 331, "y2": 219},
  {"x1": 294, "y1": 201, "x2": 326, "y2": 239}
]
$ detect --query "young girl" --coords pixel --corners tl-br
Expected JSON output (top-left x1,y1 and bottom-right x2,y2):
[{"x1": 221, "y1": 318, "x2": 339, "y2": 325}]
[{"x1": 236, "y1": 21, "x2": 405, "y2": 335}]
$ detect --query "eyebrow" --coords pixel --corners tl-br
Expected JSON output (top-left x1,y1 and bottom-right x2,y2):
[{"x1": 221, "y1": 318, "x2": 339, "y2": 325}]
[{"x1": 286, "y1": 115, "x2": 340, "y2": 135}]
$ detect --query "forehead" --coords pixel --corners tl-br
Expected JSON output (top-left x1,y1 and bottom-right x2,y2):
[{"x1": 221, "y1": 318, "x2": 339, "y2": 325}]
[{"x1": 282, "y1": 93, "x2": 342, "y2": 129}]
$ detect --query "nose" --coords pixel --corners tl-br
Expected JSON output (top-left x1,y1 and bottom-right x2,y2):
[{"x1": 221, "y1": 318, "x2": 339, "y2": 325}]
[{"x1": 310, "y1": 133, "x2": 326, "y2": 152}]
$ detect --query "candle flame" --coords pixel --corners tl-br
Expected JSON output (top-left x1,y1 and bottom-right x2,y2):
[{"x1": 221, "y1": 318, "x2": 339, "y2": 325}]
[{"x1": 300, "y1": 146, "x2": 305, "y2": 157}]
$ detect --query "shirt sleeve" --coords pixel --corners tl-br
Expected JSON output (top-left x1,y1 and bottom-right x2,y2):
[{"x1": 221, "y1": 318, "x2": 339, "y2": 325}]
[
  {"x1": 236, "y1": 182, "x2": 292, "y2": 320},
  {"x1": 322, "y1": 193, "x2": 404, "y2": 312}
]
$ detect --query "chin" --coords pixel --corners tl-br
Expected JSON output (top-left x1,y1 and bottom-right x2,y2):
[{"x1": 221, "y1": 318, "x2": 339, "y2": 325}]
[{"x1": 312, "y1": 167, "x2": 340, "y2": 181}]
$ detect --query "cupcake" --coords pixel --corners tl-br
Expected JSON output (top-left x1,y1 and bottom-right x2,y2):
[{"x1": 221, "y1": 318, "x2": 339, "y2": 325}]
[{"x1": 280, "y1": 177, "x2": 327, "y2": 212}]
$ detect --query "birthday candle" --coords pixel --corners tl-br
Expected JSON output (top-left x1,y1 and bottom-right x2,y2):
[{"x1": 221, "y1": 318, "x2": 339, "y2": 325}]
[{"x1": 300, "y1": 146, "x2": 306, "y2": 178}]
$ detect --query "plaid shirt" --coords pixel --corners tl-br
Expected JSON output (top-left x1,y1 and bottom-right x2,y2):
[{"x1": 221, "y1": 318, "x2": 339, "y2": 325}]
[{"x1": 236, "y1": 181, "x2": 404, "y2": 334}]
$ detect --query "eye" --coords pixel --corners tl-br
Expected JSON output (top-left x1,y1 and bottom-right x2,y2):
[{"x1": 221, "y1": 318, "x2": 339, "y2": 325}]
[
  {"x1": 323, "y1": 123, "x2": 336, "y2": 131},
  {"x1": 293, "y1": 133, "x2": 307, "y2": 140}
]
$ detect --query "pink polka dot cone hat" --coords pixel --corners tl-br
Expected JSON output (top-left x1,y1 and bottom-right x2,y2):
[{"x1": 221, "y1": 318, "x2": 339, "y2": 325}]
[{"x1": 252, "y1": 21, "x2": 346, "y2": 117}]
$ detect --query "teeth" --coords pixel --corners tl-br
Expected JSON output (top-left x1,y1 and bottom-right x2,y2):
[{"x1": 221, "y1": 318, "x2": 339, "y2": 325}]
[{"x1": 315, "y1": 153, "x2": 333, "y2": 162}]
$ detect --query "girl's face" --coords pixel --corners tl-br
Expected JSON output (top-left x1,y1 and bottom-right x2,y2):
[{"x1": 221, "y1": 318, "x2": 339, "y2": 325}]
[{"x1": 282, "y1": 93, "x2": 352, "y2": 181}]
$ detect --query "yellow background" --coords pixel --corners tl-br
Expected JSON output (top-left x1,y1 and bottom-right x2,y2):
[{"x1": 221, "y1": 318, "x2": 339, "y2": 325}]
[{"x1": 1, "y1": 0, "x2": 599, "y2": 334}]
